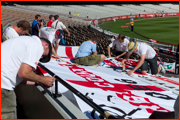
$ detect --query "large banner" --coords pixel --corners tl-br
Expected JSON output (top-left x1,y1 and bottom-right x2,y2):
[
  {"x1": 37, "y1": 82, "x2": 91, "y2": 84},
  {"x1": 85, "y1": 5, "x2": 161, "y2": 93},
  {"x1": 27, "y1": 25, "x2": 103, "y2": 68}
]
[{"x1": 39, "y1": 46, "x2": 179, "y2": 119}]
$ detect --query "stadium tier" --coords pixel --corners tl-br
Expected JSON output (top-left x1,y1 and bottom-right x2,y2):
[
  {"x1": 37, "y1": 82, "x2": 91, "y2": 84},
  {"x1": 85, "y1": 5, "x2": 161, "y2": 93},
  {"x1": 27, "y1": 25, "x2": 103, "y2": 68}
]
[
  {"x1": 1, "y1": 2, "x2": 179, "y2": 119},
  {"x1": 20, "y1": 4, "x2": 179, "y2": 19}
]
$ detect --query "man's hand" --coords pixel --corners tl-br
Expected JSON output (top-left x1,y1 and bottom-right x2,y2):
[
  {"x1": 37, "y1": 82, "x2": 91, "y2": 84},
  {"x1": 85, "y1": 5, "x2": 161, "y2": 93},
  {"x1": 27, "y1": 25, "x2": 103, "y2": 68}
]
[
  {"x1": 41, "y1": 76, "x2": 55, "y2": 87},
  {"x1": 36, "y1": 82, "x2": 50, "y2": 89},
  {"x1": 121, "y1": 59, "x2": 126, "y2": 65},
  {"x1": 115, "y1": 55, "x2": 120, "y2": 59},
  {"x1": 127, "y1": 70, "x2": 134, "y2": 76},
  {"x1": 68, "y1": 32, "x2": 70, "y2": 37},
  {"x1": 55, "y1": 55, "x2": 61, "y2": 59}
]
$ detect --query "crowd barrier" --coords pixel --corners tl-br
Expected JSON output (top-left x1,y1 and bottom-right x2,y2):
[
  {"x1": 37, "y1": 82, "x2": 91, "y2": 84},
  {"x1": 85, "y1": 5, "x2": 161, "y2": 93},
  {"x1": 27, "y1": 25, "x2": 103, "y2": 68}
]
[{"x1": 97, "y1": 12, "x2": 179, "y2": 24}]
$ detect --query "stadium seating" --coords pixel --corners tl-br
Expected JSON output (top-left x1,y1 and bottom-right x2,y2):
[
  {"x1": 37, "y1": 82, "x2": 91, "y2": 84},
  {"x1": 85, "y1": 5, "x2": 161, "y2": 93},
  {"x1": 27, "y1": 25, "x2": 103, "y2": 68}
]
[
  {"x1": 1, "y1": 3, "x2": 178, "y2": 61},
  {"x1": 23, "y1": 4, "x2": 178, "y2": 19}
]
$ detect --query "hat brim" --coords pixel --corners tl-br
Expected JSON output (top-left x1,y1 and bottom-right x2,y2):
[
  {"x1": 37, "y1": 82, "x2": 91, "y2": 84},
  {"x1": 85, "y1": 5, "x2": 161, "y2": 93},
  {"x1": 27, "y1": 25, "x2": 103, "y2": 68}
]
[
  {"x1": 129, "y1": 42, "x2": 138, "y2": 52},
  {"x1": 39, "y1": 37, "x2": 52, "y2": 63},
  {"x1": 39, "y1": 52, "x2": 51, "y2": 63}
]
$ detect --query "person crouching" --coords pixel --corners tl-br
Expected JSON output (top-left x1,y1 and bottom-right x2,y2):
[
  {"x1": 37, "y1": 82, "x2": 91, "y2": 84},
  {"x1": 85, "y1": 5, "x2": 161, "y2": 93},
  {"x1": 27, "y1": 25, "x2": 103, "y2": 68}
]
[{"x1": 121, "y1": 41, "x2": 158, "y2": 75}]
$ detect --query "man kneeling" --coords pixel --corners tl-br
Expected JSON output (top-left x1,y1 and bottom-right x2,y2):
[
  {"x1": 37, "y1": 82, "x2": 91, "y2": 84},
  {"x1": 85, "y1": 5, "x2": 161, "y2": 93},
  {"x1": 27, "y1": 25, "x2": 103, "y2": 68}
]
[
  {"x1": 122, "y1": 41, "x2": 158, "y2": 75},
  {"x1": 75, "y1": 36, "x2": 105, "y2": 66}
]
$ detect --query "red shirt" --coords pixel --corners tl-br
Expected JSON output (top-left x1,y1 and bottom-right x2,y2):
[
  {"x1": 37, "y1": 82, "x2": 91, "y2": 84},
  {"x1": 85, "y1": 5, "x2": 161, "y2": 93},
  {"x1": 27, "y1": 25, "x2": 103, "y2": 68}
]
[{"x1": 47, "y1": 20, "x2": 53, "y2": 27}]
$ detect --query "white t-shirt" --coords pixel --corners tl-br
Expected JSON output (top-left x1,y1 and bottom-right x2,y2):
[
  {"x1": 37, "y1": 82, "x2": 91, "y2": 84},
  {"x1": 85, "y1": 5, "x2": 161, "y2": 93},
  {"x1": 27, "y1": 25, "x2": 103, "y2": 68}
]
[
  {"x1": 39, "y1": 27, "x2": 60, "y2": 44},
  {"x1": 1, "y1": 36, "x2": 44, "y2": 90},
  {"x1": 129, "y1": 42, "x2": 156, "y2": 59},
  {"x1": 3, "y1": 27, "x2": 19, "y2": 40},
  {"x1": 111, "y1": 38, "x2": 115, "y2": 42},
  {"x1": 51, "y1": 20, "x2": 66, "y2": 30},
  {"x1": 109, "y1": 38, "x2": 129, "y2": 52}
]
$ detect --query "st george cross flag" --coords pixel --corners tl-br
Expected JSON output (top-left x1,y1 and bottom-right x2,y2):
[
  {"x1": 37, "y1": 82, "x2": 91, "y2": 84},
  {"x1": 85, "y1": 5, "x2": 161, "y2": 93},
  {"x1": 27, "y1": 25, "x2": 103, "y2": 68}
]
[{"x1": 38, "y1": 46, "x2": 178, "y2": 119}]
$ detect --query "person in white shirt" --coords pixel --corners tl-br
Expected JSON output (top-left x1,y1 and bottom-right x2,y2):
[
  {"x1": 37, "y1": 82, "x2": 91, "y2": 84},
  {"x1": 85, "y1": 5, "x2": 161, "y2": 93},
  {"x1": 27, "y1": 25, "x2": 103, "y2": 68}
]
[
  {"x1": 107, "y1": 33, "x2": 129, "y2": 59},
  {"x1": 39, "y1": 27, "x2": 63, "y2": 59},
  {"x1": 121, "y1": 41, "x2": 158, "y2": 75},
  {"x1": 87, "y1": 13, "x2": 89, "y2": 18},
  {"x1": 2, "y1": 20, "x2": 30, "y2": 41},
  {"x1": 51, "y1": 15, "x2": 70, "y2": 37},
  {"x1": 109, "y1": 36, "x2": 116, "y2": 42},
  {"x1": 1, "y1": 36, "x2": 55, "y2": 119}
]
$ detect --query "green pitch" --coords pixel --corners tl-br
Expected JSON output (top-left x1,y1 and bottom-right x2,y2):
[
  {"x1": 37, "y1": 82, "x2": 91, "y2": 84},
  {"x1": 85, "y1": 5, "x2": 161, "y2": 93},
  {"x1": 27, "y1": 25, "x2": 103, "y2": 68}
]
[{"x1": 99, "y1": 17, "x2": 179, "y2": 45}]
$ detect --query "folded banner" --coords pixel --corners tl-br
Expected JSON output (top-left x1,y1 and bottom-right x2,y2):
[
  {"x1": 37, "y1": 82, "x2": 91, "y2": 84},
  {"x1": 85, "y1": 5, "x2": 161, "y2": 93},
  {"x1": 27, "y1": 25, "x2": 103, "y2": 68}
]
[{"x1": 39, "y1": 46, "x2": 178, "y2": 119}]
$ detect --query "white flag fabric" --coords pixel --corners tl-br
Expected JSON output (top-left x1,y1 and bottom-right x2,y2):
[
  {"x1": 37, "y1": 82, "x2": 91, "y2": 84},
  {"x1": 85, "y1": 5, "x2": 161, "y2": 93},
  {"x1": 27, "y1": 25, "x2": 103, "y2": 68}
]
[{"x1": 38, "y1": 46, "x2": 178, "y2": 119}]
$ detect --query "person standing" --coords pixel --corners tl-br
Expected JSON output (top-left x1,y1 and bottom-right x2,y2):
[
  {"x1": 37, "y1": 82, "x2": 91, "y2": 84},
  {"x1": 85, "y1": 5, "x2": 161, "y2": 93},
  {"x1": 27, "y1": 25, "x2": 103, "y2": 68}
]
[
  {"x1": 121, "y1": 41, "x2": 158, "y2": 75},
  {"x1": 33, "y1": 19, "x2": 44, "y2": 36},
  {"x1": 39, "y1": 27, "x2": 63, "y2": 59},
  {"x1": 77, "y1": 12, "x2": 79, "y2": 16},
  {"x1": 47, "y1": 14, "x2": 54, "y2": 27},
  {"x1": 86, "y1": 13, "x2": 89, "y2": 18},
  {"x1": 109, "y1": 36, "x2": 116, "y2": 42},
  {"x1": 2, "y1": 20, "x2": 30, "y2": 41},
  {"x1": 130, "y1": 19, "x2": 134, "y2": 32},
  {"x1": 107, "y1": 33, "x2": 129, "y2": 59},
  {"x1": 74, "y1": 12, "x2": 76, "y2": 16},
  {"x1": 1, "y1": 36, "x2": 55, "y2": 119},
  {"x1": 51, "y1": 15, "x2": 70, "y2": 37},
  {"x1": 32, "y1": 14, "x2": 41, "y2": 35}
]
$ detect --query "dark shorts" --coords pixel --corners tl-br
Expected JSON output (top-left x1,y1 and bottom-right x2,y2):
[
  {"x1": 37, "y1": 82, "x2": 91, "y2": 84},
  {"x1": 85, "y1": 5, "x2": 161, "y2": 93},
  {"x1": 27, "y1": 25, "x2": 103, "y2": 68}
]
[
  {"x1": 140, "y1": 56, "x2": 158, "y2": 75},
  {"x1": 116, "y1": 51, "x2": 127, "y2": 58},
  {"x1": 75, "y1": 55, "x2": 101, "y2": 66}
]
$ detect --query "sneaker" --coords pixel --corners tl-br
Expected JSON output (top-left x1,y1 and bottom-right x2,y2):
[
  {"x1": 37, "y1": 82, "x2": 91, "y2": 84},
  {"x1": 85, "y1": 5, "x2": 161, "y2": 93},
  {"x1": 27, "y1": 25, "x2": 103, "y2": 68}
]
[
  {"x1": 98, "y1": 62, "x2": 105, "y2": 66},
  {"x1": 159, "y1": 64, "x2": 166, "y2": 74}
]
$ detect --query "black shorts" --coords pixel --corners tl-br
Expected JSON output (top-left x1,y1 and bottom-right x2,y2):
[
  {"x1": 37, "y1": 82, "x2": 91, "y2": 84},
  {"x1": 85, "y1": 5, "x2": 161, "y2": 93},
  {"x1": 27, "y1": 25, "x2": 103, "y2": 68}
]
[{"x1": 140, "y1": 56, "x2": 158, "y2": 75}]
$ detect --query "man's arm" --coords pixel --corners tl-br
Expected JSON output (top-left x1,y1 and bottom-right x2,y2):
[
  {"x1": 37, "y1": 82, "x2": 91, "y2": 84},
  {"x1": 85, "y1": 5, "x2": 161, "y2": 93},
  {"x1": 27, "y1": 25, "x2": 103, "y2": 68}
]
[
  {"x1": 116, "y1": 51, "x2": 127, "y2": 59},
  {"x1": 51, "y1": 43, "x2": 61, "y2": 59},
  {"x1": 107, "y1": 46, "x2": 111, "y2": 58},
  {"x1": 18, "y1": 63, "x2": 55, "y2": 86},
  {"x1": 133, "y1": 54, "x2": 145, "y2": 71},
  {"x1": 51, "y1": 43, "x2": 57, "y2": 56},
  {"x1": 93, "y1": 52, "x2": 97, "y2": 55},
  {"x1": 64, "y1": 28, "x2": 70, "y2": 37},
  {"x1": 54, "y1": 42, "x2": 59, "y2": 53},
  {"x1": 38, "y1": 23, "x2": 44, "y2": 32},
  {"x1": 126, "y1": 54, "x2": 145, "y2": 76},
  {"x1": 121, "y1": 52, "x2": 131, "y2": 65}
]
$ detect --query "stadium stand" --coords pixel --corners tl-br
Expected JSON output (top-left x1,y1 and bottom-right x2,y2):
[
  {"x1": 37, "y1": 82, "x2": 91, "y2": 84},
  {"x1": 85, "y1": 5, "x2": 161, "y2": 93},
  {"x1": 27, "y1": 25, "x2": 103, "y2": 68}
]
[
  {"x1": 1, "y1": 3, "x2": 178, "y2": 62},
  {"x1": 24, "y1": 4, "x2": 179, "y2": 19},
  {"x1": 1, "y1": 2, "x2": 179, "y2": 119}
]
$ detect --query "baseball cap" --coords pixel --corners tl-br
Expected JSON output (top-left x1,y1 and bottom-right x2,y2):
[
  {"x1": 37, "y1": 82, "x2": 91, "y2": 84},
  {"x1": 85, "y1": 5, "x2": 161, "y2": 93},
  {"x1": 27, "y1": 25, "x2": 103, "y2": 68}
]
[
  {"x1": 127, "y1": 41, "x2": 138, "y2": 52},
  {"x1": 49, "y1": 14, "x2": 54, "y2": 19},
  {"x1": 39, "y1": 37, "x2": 52, "y2": 63},
  {"x1": 56, "y1": 29, "x2": 63, "y2": 40}
]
